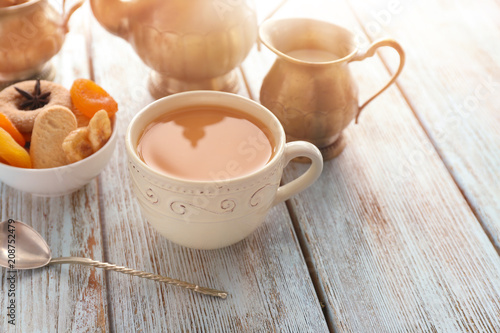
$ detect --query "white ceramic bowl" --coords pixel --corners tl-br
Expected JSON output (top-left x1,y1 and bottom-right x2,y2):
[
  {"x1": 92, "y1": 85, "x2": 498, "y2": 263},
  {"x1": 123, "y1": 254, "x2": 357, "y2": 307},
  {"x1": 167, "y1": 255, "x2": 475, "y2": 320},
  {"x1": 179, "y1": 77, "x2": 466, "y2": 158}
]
[{"x1": 0, "y1": 121, "x2": 118, "y2": 197}]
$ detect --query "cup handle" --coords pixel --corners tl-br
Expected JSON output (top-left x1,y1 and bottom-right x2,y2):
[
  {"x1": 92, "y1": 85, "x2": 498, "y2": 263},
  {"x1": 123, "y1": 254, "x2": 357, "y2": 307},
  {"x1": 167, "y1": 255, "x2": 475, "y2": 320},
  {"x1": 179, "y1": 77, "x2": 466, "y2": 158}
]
[
  {"x1": 349, "y1": 38, "x2": 405, "y2": 123},
  {"x1": 273, "y1": 141, "x2": 323, "y2": 206}
]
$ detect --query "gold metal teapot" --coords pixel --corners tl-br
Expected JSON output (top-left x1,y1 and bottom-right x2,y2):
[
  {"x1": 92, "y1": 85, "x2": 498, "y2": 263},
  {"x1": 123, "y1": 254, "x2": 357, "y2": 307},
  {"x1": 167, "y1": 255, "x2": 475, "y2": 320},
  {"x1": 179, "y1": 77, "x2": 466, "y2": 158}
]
[
  {"x1": 0, "y1": 0, "x2": 83, "y2": 89},
  {"x1": 90, "y1": 0, "x2": 258, "y2": 98}
]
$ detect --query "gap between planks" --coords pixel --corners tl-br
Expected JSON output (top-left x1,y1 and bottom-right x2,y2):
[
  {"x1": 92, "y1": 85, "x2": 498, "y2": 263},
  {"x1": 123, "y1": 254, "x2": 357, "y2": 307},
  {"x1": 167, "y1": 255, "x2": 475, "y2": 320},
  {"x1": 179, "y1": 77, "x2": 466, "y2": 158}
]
[
  {"x1": 96, "y1": 175, "x2": 115, "y2": 333},
  {"x1": 346, "y1": 0, "x2": 500, "y2": 257},
  {"x1": 83, "y1": 7, "x2": 115, "y2": 333},
  {"x1": 286, "y1": 200, "x2": 338, "y2": 333},
  {"x1": 239, "y1": 61, "x2": 336, "y2": 332}
]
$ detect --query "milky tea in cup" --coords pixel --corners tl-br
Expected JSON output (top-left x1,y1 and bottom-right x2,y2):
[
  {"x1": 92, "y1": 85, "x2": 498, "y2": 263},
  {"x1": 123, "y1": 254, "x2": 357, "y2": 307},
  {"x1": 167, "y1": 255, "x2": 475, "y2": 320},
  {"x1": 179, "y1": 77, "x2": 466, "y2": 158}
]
[
  {"x1": 126, "y1": 91, "x2": 323, "y2": 250},
  {"x1": 136, "y1": 105, "x2": 276, "y2": 181}
]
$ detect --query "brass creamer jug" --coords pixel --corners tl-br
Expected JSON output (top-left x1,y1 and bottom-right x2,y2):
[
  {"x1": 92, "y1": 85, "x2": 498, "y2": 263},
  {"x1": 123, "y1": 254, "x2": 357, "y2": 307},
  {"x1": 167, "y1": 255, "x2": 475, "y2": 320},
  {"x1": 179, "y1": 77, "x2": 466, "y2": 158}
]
[
  {"x1": 90, "y1": 0, "x2": 258, "y2": 98},
  {"x1": 260, "y1": 18, "x2": 405, "y2": 160}
]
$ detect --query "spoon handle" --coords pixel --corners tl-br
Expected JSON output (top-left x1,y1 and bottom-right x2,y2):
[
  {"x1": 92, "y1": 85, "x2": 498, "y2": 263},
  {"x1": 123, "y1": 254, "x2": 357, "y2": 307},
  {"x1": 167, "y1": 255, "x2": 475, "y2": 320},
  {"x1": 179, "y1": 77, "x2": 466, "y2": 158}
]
[{"x1": 49, "y1": 257, "x2": 227, "y2": 299}]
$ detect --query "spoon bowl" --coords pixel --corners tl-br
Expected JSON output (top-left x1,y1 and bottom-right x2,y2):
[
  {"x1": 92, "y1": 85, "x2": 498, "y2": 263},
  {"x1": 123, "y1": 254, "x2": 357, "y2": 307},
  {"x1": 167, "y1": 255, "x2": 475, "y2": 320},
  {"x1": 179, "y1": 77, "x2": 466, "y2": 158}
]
[
  {"x1": 0, "y1": 219, "x2": 51, "y2": 269},
  {"x1": 0, "y1": 220, "x2": 227, "y2": 298}
]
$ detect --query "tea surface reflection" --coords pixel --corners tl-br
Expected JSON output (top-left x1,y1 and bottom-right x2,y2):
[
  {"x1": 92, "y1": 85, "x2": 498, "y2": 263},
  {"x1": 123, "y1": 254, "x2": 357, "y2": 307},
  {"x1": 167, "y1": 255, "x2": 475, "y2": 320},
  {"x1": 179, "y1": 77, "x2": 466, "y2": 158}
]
[{"x1": 137, "y1": 106, "x2": 275, "y2": 181}]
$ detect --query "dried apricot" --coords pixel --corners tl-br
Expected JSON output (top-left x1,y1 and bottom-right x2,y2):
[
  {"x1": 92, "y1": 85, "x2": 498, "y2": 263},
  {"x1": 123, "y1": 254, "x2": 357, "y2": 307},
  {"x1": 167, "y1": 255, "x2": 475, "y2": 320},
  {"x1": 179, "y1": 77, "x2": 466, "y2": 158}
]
[
  {"x1": 0, "y1": 112, "x2": 25, "y2": 147},
  {"x1": 0, "y1": 127, "x2": 31, "y2": 168},
  {"x1": 70, "y1": 79, "x2": 118, "y2": 119}
]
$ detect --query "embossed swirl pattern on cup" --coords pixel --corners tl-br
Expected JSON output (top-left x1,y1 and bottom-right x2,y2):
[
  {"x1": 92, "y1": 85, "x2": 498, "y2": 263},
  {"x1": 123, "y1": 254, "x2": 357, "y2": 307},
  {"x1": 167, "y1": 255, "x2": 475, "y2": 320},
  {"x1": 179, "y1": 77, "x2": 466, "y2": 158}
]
[{"x1": 129, "y1": 160, "x2": 282, "y2": 219}]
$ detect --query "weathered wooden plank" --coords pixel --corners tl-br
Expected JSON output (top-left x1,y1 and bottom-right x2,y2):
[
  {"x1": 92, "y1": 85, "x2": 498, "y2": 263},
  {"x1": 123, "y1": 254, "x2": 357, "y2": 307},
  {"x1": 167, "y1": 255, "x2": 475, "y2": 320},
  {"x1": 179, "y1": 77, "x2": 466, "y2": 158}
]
[
  {"x1": 0, "y1": 7, "x2": 108, "y2": 333},
  {"x1": 88, "y1": 11, "x2": 328, "y2": 332},
  {"x1": 243, "y1": 0, "x2": 500, "y2": 331},
  {"x1": 348, "y1": 0, "x2": 500, "y2": 250}
]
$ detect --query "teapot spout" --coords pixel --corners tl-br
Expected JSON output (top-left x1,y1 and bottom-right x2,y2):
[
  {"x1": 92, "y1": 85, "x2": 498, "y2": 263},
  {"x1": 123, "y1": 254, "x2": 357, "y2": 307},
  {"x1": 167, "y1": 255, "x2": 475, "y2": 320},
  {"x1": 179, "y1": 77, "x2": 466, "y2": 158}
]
[{"x1": 62, "y1": 0, "x2": 84, "y2": 34}]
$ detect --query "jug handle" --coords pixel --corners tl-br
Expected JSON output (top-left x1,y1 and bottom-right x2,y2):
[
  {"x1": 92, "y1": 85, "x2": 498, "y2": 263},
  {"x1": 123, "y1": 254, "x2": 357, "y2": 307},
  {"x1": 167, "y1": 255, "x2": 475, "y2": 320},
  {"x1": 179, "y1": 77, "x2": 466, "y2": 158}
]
[
  {"x1": 62, "y1": 0, "x2": 85, "y2": 33},
  {"x1": 349, "y1": 38, "x2": 405, "y2": 123}
]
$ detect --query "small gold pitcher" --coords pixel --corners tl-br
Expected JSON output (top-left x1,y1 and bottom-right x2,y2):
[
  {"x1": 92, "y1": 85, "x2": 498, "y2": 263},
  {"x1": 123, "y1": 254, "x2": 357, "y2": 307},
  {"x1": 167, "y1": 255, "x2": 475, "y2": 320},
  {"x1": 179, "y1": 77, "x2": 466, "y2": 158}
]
[
  {"x1": 259, "y1": 18, "x2": 405, "y2": 160},
  {"x1": 0, "y1": 0, "x2": 83, "y2": 89}
]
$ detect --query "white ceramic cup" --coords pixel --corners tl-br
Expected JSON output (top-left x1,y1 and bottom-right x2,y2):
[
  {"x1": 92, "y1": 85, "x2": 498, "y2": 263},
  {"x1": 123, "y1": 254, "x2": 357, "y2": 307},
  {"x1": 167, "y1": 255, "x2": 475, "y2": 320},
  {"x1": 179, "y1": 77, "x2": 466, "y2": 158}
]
[{"x1": 126, "y1": 91, "x2": 323, "y2": 250}]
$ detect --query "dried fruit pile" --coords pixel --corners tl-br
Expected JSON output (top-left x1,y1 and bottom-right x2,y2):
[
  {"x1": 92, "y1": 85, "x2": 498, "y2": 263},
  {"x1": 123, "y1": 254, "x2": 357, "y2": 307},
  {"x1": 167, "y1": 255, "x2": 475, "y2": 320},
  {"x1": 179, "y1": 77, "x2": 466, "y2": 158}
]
[{"x1": 0, "y1": 79, "x2": 118, "y2": 169}]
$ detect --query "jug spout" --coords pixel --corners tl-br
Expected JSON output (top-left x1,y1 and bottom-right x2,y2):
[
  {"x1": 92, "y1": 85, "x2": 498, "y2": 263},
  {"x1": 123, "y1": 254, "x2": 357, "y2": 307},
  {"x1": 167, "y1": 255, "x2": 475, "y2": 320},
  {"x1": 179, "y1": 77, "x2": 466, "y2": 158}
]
[{"x1": 89, "y1": 0, "x2": 140, "y2": 39}]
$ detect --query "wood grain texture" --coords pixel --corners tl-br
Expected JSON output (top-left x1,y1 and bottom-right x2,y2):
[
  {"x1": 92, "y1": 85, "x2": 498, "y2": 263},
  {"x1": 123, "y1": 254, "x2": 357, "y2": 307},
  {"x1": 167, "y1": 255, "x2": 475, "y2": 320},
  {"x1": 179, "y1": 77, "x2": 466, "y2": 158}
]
[
  {"x1": 244, "y1": 0, "x2": 500, "y2": 331},
  {"x1": 348, "y1": 0, "x2": 500, "y2": 250},
  {"x1": 2, "y1": 1, "x2": 498, "y2": 332},
  {"x1": 0, "y1": 8, "x2": 108, "y2": 332},
  {"x1": 87, "y1": 10, "x2": 328, "y2": 333}
]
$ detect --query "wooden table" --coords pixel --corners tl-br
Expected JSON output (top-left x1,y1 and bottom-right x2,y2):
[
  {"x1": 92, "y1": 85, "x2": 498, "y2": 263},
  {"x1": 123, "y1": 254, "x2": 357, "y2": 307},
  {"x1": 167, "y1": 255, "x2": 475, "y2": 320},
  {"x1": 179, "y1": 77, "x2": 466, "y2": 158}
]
[{"x1": 2, "y1": 0, "x2": 499, "y2": 331}]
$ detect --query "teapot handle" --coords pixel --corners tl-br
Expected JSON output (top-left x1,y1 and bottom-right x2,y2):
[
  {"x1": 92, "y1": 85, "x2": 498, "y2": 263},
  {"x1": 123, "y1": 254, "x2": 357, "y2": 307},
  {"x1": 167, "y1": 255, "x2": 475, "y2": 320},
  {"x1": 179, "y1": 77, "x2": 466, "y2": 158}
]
[
  {"x1": 62, "y1": 0, "x2": 85, "y2": 33},
  {"x1": 349, "y1": 39, "x2": 405, "y2": 123}
]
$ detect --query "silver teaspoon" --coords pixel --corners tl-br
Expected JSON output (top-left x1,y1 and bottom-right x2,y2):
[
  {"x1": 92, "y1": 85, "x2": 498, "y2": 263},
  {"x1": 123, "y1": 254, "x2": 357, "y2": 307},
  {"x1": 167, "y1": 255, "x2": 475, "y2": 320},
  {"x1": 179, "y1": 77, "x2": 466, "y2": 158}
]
[{"x1": 0, "y1": 220, "x2": 227, "y2": 299}]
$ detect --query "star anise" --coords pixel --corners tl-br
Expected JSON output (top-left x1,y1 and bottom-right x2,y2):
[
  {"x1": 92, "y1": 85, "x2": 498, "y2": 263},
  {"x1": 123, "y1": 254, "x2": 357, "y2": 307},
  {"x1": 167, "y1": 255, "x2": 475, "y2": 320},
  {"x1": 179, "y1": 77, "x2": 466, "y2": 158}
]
[{"x1": 15, "y1": 79, "x2": 51, "y2": 111}]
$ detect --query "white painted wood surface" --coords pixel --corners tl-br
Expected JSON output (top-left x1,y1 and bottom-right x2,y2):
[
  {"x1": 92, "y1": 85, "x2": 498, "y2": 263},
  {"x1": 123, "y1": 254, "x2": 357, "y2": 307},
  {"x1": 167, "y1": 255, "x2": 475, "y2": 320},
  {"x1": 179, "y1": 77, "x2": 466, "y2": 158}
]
[
  {"x1": 243, "y1": 0, "x2": 500, "y2": 331},
  {"x1": 1, "y1": 1, "x2": 499, "y2": 332},
  {"x1": 348, "y1": 0, "x2": 500, "y2": 250}
]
